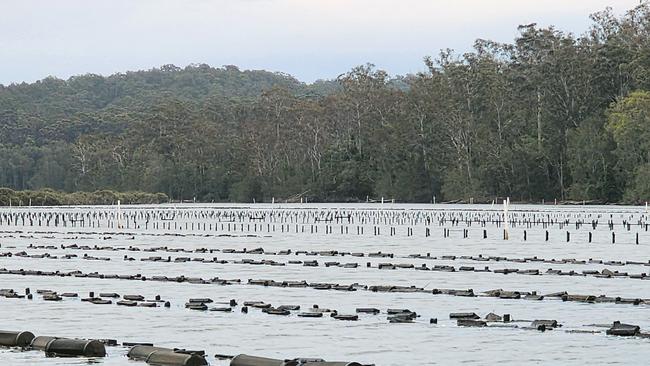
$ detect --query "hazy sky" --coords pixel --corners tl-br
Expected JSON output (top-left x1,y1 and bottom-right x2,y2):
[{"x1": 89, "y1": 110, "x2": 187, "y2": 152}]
[{"x1": 0, "y1": 0, "x2": 643, "y2": 84}]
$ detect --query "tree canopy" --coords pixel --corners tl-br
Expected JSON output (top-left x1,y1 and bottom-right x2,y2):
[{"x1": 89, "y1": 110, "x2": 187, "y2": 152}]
[{"x1": 2, "y1": 4, "x2": 650, "y2": 203}]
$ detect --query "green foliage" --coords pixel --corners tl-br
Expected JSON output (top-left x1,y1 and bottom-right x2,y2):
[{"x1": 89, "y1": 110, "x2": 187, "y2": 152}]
[
  {"x1": 606, "y1": 90, "x2": 650, "y2": 202},
  {"x1": 567, "y1": 116, "x2": 617, "y2": 201},
  {"x1": 623, "y1": 163, "x2": 650, "y2": 203},
  {"x1": 1, "y1": 3, "x2": 650, "y2": 203},
  {"x1": 320, "y1": 143, "x2": 373, "y2": 201}
]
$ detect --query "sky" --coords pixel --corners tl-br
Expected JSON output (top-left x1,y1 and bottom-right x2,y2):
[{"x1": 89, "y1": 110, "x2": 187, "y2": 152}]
[{"x1": 0, "y1": 0, "x2": 643, "y2": 85}]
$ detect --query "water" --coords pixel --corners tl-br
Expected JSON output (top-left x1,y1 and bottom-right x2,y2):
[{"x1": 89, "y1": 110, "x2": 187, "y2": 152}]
[{"x1": 1, "y1": 203, "x2": 650, "y2": 365}]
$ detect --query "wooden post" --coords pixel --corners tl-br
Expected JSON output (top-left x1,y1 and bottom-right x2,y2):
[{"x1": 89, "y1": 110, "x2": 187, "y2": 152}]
[{"x1": 503, "y1": 197, "x2": 510, "y2": 240}]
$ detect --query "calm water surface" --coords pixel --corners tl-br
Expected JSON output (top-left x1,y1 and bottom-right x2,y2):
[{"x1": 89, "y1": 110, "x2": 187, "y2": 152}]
[{"x1": 1, "y1": 203, "x2": 649, "y2": 365}]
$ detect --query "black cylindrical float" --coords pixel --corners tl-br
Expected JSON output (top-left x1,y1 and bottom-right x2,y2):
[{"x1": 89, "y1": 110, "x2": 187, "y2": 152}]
[
  {"x1": 128, "y1": 345, "x2": 208, "y2": 366},
  {"x1": 0, "y1": 330, "x2": 34, "y2": 347},
  {"x1": 39, "y1": 337, "x2": 106, "y2": 357}
]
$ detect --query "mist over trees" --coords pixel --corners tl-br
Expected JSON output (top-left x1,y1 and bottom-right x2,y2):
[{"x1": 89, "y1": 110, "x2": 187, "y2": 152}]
[{"x1": 2, "y1": 4, "x2": 650, "y2": 203}]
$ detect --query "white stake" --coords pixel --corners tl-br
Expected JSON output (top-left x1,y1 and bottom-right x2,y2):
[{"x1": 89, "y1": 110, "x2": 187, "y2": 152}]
[
  {"x1": 503, "y1": 197, "x2": 510, "y2": 240},
  {"x1": 117, "y1": 200, "x2": 122, "y2": 229}
]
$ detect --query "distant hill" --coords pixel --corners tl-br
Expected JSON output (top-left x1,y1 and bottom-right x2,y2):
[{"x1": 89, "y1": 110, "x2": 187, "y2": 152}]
[
  {"x1": 0, "y1": 63, "x2": 337, "y2": 103},
  {"x1": 0, "y1": 64, "x2": 339, "y2": 145}
]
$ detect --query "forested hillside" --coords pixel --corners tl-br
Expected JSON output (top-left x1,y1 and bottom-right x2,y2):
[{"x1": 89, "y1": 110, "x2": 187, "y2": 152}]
[{"x1": 2, "y1": 4, "x2": 650, "y2": 203}]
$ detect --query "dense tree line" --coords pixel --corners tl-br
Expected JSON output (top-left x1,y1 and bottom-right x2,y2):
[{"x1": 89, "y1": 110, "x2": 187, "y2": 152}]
[{"x1": 1, "y1": 4, "x2": 650, "y2": 203}]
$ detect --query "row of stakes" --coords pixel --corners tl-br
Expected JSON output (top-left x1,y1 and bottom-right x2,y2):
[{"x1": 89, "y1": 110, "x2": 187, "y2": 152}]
[
  {"x1": 1, "y1": 215, "x2": 648, "y2": 230},
  {"x1": 0, "y1": 219, "x2": 647, "y2": 242},
  {"x1": 1, "y1": 205, "x2": 649, "y2": 222},
  {"x1": 2, "y1": 206, "x2": 650, "y2": 229}
]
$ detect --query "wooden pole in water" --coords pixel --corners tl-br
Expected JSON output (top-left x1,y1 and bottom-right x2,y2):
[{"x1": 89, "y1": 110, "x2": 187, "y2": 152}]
[
  {"x1": 503, "y1": 197, "x2": 510, "y2": 240},
  {"x1": 117, "y1": 200, "x2": 122, "y2": 229}
]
